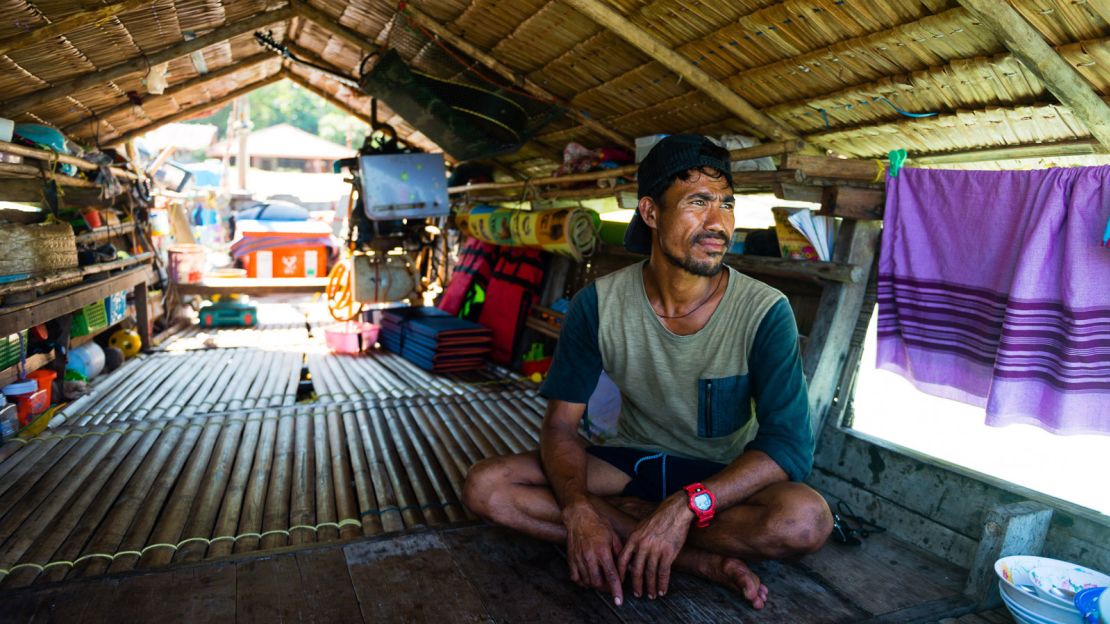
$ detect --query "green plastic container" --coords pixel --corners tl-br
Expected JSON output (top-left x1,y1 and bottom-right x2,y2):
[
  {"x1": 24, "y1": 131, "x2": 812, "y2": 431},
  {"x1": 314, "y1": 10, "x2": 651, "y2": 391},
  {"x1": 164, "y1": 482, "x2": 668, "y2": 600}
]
[
  {"x1": 71, "y1": 301, "x2": 109, "y2": 337},
  {"x1": 0, "y1": 331, "x2": 28, "y2": 370},
  {"x1": 598, "y1": 220, "x2": 629, "y2": 246}
]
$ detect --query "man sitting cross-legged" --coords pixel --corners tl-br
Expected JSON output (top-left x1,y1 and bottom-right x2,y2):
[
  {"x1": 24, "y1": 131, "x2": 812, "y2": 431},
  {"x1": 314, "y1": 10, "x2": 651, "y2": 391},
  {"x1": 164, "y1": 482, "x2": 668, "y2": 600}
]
[{"x1": 463, "y1": 134, "x2": 834, "y2": 608}]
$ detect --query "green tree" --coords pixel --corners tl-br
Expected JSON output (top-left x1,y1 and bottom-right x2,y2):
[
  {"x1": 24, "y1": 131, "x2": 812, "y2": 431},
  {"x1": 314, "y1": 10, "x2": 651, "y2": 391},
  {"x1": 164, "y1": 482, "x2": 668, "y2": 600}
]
[
  {"x1": 319, "y1": 111, "x2": 369, "y2": 148},
  {"x1": 185, "y1": 80, "x2": 362, "y2": 139}
]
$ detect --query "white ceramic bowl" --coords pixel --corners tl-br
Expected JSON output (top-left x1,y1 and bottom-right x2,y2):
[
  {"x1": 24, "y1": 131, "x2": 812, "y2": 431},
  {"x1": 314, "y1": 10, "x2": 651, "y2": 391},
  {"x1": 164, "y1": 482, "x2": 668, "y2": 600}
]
[
  {"x1": 1028, "y1": 560, "x2": 1110, "y2": 608},
  {"x1": 996, "y1": 556, "x2": 1083, "y2": 624},
  {"x1": 1001, "y1": 589, "x2": 1063, "y2": 624}
]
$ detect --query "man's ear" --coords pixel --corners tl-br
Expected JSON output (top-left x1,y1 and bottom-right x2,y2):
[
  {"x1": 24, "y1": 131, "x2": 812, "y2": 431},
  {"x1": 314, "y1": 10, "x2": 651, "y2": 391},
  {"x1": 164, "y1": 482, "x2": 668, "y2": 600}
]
[{"x1": 638, "y1": 196, "x2": 659, "y2": 229}]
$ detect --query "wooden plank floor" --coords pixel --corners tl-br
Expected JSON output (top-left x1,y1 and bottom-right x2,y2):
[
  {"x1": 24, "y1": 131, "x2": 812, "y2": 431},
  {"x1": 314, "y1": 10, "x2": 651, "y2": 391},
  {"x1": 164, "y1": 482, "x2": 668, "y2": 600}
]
[
  {"x1": 0, "y1": 311, "x2": 997, "y2": 622},
  {"x1": 0, "y1": 321, "x2": 544, "y2": 589},
  {"x1": 0, "y1": 524, "x2": 998, "y2": 623}
]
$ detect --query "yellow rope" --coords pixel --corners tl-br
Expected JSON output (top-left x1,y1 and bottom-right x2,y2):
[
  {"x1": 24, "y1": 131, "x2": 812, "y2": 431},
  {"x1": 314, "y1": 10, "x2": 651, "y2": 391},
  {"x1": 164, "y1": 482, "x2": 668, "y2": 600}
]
[
  {"x1": 0, "y1": 517, "x2": 367, "y2": 577},
  {"x1": 872, "y1": 159, "x2": 886, "y2": 184}
]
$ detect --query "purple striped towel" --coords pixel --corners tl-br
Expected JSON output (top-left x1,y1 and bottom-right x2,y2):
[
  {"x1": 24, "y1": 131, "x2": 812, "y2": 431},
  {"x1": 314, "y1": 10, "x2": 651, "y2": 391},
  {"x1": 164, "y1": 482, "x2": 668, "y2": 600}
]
[{"x1": 877, "y1": 166, "x2": 1110, "y2": 435}]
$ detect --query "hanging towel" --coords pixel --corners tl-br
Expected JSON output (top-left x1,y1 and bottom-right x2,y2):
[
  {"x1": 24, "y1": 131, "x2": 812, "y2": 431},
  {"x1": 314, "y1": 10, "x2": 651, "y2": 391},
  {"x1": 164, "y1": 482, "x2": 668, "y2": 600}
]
[{"x1": 877, "y1": 166, "x2": 1110, "y2": 435}]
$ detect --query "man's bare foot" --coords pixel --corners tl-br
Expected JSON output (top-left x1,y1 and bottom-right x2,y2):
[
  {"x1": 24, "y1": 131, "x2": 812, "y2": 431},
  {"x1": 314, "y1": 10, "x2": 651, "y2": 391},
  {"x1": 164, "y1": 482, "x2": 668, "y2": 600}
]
[{"x1": 685, "y1": 552, "x2": 769, "y2": 609}]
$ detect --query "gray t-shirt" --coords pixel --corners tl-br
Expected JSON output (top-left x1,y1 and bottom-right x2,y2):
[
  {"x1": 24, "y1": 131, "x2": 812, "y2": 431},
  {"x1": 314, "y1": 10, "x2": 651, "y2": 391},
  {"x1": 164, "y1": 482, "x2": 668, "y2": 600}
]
[{"x1": 540, "y1": 261, "x2": 814, "y2": 480}]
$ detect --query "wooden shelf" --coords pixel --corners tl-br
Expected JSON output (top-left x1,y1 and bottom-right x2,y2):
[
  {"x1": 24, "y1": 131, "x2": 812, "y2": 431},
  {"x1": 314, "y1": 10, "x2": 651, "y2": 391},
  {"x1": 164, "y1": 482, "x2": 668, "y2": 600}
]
[
  {"x1": 524, "y1": 317, "x2": 561, "y2": 340},
  {"x1": 70, "y1": 319, "x2": 125, "y2": 349},
  {"x1": 0, "y1": 350, "x2": 53, "y2": 388},
  {"x1": 74, "y1": 221, "x2": 137, "y2": 245},
  {"x1": 0, "y1": 265, "x2": 153, "y2": 337},
  {"x1": 0, "y1": 253, "x2": 154, "y2": 297},
  {"x1": 0, "y1": 139, "x2": 137, "y2": 181},
  {"x1": 598, "y1": 244, "x2": 863, "y2": 284}
]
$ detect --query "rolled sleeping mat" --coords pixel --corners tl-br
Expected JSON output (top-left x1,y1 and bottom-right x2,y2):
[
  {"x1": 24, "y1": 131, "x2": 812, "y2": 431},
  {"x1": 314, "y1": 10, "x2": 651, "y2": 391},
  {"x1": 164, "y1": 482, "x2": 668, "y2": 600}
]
[{"x1": 456, "y1": 205, "x2": 600, "y2": 261}]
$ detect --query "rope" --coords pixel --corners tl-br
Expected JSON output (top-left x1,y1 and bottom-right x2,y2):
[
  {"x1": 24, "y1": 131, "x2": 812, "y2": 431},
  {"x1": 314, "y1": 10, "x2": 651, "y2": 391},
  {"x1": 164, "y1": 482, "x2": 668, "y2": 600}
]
[
  {"x1": 0, "y1": 518, "x2": 371, "y2": 577},
  {"x1": 632, "y1": 452, "x2": 668, "y2": 502},
  {"x1": 871, "y1": 160, "x2": 886, "y2": 184}
]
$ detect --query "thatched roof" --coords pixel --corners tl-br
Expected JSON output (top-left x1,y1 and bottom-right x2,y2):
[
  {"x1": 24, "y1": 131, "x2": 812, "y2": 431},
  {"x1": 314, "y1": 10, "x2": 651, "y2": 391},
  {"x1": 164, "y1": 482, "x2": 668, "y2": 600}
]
[{"x1": 1, "y1": 0, "x2": 1106, "y2": 177}]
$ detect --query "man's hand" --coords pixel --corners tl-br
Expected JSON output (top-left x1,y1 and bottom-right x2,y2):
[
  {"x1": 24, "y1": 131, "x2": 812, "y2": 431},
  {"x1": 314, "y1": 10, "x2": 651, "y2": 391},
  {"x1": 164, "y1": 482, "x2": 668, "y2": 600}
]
[
  {"x1": 563, "y1": 500, "x2": 624, "y2": 605},
  {"x1": 618, "y1": 493, "x2": 693, "y2": 599}
]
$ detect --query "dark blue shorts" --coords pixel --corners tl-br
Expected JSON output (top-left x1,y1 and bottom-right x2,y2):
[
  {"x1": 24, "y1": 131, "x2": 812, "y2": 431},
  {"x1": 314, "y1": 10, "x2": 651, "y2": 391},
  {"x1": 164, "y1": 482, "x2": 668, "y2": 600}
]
[{"x1": 586, "y1": 445, "x2": 727, "y2": 503}]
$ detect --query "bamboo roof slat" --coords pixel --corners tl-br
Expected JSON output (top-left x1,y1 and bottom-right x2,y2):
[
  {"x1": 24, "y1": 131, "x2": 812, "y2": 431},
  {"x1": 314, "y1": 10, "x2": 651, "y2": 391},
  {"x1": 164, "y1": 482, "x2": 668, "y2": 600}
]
[
  {"x1": 1009, "y1": 0, "x2": 1109, "y2": 46},
  {"x1": 0, "y1": 0, "x2": 44, "y2": 41},
  {"x1": 293, "y1": 19, "x2": 365, "y2": 72},
  {"x1": 4, "y1": 39, "x2": 98, "y2": 97},
  {"x1": 62, "y1": 19, "x2": 144, "y2": 70},
  {"x1": 765, "y1": 52, "x2": 1047, "y2": 134},
  {"x1": 1062, "y1": 38, "x2": 1110, "y2": 95},
  {"x1": 721, "y1": 11, "x2": 1003, "y2": 111},
  {"x1": 564, "y1": 62, "x2": 689, "y2": 120},
  {"x1": 809, "y1": 101, "x2": 1098, "y2": 157},
  {"x1": 532, "y1": 31, "x2": 661, "y2": 103},
  {"x1": 450, "y1": 0, "x2": 549, "y2": 51},
  {"x1": 490, "y1": 1, "x2": 603, "y2": 74},
  {"x1": 115, "y1": 0, "x2": 184, "y2": 53}
]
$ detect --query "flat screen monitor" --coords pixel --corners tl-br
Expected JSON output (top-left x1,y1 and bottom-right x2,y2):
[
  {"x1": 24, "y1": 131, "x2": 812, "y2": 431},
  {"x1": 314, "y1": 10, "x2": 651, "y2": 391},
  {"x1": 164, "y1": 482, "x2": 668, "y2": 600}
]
[{"x1": 359, "y1": 153, "x2": 450, "y2": 221}]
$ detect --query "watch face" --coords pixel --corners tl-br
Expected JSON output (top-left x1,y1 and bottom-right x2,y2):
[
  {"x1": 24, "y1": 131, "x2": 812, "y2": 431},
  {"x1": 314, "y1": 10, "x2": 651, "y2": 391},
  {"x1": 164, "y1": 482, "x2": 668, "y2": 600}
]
[{"x1": 694, "y1": 493, "x2": 712, "y2": 511}]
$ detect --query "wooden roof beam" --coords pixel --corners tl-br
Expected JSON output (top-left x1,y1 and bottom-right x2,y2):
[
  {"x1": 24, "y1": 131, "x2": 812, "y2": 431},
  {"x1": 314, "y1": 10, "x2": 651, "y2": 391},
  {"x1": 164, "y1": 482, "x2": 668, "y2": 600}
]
[
  {"x1": 1, "y1": 6, "x2": 293, "y2": 117},
  {"x1": 560, "y1": 0, "x2": 798, "y2": 141},
  {"x1": 106, "y1": 72, "x2": 285, "y2": 147},
  {"x1": 63, "y1": 52, "x2": 275, "y2": 136},
  {"x1": 400, "y1": 5, "x2": 632, "y2": 149},
  {"x1": 956, "y1": 0, "x2": 1110, "y2": 149},
  {"x1": 0, "y1": 0, "x2": 151, "y2": 58},
  {"x1": 910, "y1": 139, "x2": 1104, "y2": 165},
  {"x1": 290, "y1": 0, "x2": 377, "y2": 53}
]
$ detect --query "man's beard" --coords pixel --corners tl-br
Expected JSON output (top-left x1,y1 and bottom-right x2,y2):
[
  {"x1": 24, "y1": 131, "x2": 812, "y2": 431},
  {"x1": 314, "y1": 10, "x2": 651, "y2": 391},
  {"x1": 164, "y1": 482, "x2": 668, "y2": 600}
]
[{"x1": 661, "y1": 233, "x2": 728, "y2": 277}]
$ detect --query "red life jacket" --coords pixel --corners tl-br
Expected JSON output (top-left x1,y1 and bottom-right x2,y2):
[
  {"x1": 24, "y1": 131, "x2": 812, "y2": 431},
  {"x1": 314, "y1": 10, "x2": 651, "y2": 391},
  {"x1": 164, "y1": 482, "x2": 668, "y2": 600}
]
[
  {"x1": 437, "y1": 239, "x2": 499, "y2": 316},
  {"x1": 478, "y1": 248, "x2": 545, "y2": 364}
]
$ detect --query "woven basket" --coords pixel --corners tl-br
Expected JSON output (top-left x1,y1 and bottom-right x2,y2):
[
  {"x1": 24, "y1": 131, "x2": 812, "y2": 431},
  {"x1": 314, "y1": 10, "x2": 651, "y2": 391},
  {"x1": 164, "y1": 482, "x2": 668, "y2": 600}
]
[{"x1": 0, "y1": 221, "x2": 78, "y2": 278}]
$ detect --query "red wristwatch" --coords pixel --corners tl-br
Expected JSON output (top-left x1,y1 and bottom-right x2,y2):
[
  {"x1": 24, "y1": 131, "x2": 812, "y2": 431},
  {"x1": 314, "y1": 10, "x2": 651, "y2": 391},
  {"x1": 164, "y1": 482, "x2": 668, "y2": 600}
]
[{"x1": 684, "y1": 483, "x2": 716, "y2": 528}]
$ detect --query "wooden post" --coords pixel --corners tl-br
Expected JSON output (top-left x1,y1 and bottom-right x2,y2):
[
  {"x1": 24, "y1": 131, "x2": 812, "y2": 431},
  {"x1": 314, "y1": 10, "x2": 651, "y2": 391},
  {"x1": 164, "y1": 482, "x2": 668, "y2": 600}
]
[
  {"x1": 801, "y1": 219, "x2": 881, "y2": 436},
  {"x1": 957, "y1": 0, "x2": 1110, "y2": 149},
  {"x1": 134, "y1": 278, "x2": 151, "y2": 352},
  {"x1": 964, "y1": 501, "x2": 1054, "y2": 609},
  {"x1": 560, "y1": 0, "x2": 798, "y2": 141},
  {"x1": 1, "y1": 7, "x2": 293, "y2": 117}
]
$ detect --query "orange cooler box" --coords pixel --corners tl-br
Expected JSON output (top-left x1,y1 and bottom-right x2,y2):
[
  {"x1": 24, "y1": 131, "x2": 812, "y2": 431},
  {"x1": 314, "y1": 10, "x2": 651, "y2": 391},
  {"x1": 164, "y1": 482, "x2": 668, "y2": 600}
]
[
  {"x1": 241, "y1": 245, "x2": 326, "y2": 278},
  {"x1": 232, "y1": 220, "x2": 332, "y2": 278}
]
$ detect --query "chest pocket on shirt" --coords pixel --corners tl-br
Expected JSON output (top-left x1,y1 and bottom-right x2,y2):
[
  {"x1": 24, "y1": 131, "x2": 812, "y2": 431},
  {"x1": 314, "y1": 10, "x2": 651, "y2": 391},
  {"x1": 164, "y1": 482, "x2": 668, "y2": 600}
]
[{"x1": 697, "y1": 375, "x2": 751, "y2": 438}]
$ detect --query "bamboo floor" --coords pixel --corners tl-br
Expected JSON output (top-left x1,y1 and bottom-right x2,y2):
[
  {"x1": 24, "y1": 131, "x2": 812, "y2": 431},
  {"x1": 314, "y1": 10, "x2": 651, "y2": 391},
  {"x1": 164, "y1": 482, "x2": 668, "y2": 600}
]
[{"x1": 0, "y1": 319, "x2": 545, "y2": 590}]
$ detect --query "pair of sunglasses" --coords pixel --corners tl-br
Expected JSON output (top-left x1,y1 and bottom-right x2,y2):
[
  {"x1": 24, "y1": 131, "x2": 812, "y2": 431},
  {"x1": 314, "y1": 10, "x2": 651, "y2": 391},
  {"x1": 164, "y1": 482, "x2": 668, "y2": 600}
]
[{"x1": 830, "y1": 501, "x2": 885, "y2": 546}]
